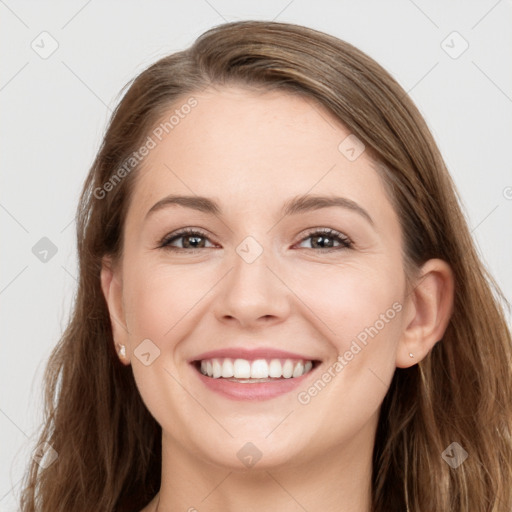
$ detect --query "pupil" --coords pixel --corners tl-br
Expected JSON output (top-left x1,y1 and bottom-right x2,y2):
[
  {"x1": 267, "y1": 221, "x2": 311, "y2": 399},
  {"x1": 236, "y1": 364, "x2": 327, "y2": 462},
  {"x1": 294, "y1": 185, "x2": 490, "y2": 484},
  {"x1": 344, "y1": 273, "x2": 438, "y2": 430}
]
[
  {"x1": 314, "y1": 235, "x2": 332, "y2": 248},
  {"x1": 184, "y1": 236, "x2": 204, "y2": 248}
]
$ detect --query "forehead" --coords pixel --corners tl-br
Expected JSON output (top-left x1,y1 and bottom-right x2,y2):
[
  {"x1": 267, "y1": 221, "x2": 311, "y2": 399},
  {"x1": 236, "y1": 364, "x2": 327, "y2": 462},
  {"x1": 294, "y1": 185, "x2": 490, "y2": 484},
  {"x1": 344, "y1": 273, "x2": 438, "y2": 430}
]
[{"x1": 127, "y1": 86, "x2": 395, "y2": 226}]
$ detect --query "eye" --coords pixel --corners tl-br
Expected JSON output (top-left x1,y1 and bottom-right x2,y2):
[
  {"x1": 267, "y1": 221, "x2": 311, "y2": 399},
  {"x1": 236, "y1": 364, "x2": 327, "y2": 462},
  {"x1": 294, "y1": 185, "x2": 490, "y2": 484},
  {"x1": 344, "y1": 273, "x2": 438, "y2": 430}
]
[
  {"x1": 157, "y1": 227, "x2": 353, "y2": 252},
  {"x1": 158, "y1": 228, "x2": 216, "y2": 251},
  {"x1": 296, "y1": 228, "x2": 353, "y2": 251}
]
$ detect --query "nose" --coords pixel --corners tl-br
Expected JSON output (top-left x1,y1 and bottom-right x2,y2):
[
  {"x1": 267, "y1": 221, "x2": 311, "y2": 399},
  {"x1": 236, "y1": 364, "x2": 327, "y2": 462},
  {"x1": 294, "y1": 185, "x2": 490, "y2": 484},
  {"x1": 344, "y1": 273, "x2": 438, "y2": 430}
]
[{"x1": 213, "y1": 246, "x2": 291, "y2": 329}]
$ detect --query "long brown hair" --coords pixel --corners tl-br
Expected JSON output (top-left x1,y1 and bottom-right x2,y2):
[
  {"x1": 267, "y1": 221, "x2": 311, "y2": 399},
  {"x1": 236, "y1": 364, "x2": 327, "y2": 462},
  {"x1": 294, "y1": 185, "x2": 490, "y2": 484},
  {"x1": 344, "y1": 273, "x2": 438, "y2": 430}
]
[{"x1": 19, "y1": 20, "x2": 512, "y2": 511}]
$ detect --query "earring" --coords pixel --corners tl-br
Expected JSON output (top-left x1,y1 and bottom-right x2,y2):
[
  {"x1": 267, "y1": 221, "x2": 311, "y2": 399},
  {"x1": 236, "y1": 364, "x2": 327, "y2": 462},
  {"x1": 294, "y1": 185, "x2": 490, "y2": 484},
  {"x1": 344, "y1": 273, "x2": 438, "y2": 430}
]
[
  {"x1": 409, "y1": 353, "x2": 414, "y2": 358},
  {"x1": 117, "y1": 343, "x2": 126, "y2": 359}
]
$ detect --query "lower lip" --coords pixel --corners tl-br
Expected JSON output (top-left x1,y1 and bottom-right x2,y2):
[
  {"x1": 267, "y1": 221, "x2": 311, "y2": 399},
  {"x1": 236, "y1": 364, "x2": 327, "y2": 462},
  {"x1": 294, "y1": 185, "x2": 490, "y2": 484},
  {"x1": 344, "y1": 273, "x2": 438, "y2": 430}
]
[{"x1": 192, "y1": 365, "x2": 317, "y2": 401}]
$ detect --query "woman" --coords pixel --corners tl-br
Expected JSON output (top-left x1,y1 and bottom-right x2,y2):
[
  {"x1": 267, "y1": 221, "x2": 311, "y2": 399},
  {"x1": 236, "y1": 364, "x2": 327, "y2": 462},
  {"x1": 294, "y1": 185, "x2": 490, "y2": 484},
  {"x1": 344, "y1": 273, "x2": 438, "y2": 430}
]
[{"x1": 20, "y1": 20, "x2": 512, "y2": 512}]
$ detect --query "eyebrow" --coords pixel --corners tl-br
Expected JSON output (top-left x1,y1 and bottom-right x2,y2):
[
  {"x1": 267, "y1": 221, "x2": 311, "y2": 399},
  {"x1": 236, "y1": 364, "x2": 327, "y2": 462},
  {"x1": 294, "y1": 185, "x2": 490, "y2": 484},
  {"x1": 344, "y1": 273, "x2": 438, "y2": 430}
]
[{"x1": 145, "y1": 194, "x2": 374, "y2": 225}]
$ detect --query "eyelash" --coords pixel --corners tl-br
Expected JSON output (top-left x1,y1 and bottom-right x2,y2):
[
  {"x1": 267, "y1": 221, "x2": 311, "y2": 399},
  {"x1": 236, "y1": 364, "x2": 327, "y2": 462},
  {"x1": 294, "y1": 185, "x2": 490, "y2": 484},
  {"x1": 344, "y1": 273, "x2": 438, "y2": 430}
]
[{"x1": 157, "y1": 227, "x2": 353, "y2": 253}]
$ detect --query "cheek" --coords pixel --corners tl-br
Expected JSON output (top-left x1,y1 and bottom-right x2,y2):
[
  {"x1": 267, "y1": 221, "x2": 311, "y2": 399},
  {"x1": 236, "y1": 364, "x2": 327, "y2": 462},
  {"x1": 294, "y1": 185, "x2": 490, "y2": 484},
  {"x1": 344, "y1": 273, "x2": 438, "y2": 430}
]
[
  {"x1": 288, "y1": 258, "x2": 405, "y2": 350},
  {"x1": 120, "y1": 261, "x2": 212, "y2": 430},
  {"x1": 123, "y1": 259, "x2": 214, "y2": 341},
  {"x1": 292, "y1": 259, "x2": 404, "y2": 405},
  {"x1": 289, "y1": 258, "x2": 405, "y2": 412}
]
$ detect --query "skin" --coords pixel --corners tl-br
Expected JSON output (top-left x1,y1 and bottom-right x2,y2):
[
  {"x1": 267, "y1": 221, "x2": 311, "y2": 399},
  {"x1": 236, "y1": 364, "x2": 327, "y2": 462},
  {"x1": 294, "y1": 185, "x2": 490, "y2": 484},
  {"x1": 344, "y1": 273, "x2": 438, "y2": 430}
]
[{"x1": 101, "y1": 86, "x2": 454, "y2": 512}]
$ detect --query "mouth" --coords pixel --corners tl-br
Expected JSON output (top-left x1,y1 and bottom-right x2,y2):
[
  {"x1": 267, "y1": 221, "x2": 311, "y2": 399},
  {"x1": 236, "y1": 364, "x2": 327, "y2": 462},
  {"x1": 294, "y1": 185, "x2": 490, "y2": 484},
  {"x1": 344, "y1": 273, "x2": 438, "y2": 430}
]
[
  {"x1": 194, "y1": 357, "x2": 318, "y2": 382},
  {"x1": 190, "y1": 352, "x2": 322, "y2": 400}
]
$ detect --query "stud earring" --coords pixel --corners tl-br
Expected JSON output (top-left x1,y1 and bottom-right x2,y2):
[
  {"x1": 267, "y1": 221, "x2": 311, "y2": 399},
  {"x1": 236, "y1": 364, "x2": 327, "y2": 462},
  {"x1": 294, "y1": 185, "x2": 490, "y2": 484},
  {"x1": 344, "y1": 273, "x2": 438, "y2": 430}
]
[
  {"x1": 116, "y1": 343, "x2": 126, "y2": 359},
  {"x1": 409, "y1": 353, "x2": 414, "y2": 358}
]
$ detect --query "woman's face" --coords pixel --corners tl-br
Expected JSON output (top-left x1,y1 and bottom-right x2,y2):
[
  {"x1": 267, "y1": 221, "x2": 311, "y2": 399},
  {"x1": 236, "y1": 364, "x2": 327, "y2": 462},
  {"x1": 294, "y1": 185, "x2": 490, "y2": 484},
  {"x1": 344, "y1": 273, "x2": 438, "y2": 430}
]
[{"x1": 104, "y1": 86, "x2": 414, "y2": 470}]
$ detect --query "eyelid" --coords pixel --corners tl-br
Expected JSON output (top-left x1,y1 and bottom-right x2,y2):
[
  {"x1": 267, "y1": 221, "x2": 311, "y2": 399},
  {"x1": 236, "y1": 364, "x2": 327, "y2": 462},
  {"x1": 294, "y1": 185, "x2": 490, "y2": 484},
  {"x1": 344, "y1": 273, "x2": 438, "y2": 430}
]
[
  {"x1": 158, "y1": 227, "x2": 216, "y2": 250},
  {"x1": 294, "y1": 227, "x2": 353, "y2": 250}
]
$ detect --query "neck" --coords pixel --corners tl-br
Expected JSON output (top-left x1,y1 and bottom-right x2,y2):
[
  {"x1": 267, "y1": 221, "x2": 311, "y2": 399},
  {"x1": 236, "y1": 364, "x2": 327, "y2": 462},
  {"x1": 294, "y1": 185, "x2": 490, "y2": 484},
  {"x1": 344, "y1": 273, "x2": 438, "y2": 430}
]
[{"x1": 153, "y1": 421, "x2": 376, "y2": 512}]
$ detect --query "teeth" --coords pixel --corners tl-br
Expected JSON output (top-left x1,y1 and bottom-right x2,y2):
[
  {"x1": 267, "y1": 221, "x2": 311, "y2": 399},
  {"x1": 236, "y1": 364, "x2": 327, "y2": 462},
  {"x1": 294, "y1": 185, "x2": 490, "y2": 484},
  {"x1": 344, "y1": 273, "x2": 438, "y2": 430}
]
[
  {"x1": 282, "y1": 360, "x2": 294, "y2": 378},
  {"x1": 292, "y1": 361, "x2": 304, "y2": 378},
  {"x1": 221, "y1": 358, "x2": 234, "y2": 378},
  {"x1": 212, "y1": 359, "x2": 222, "y2": 378},
  {"x1": 251, "y1": 359, "x2": 269, "y2": 378},
  {"x1": 198, "y1": 357, "x2": 315, "y2": 379},
  {"x1": 269, "y1": 359, "x2": 282, "y2": 378},
  {"x1": 233, "y1": 359, "x2": 251, "y2": 378}
]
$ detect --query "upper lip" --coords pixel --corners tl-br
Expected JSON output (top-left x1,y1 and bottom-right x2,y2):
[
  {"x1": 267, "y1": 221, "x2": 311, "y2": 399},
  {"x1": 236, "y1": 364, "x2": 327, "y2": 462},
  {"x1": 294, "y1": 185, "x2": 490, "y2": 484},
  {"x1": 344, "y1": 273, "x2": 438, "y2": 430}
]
[{"x1": 189, "y1": 348, "x2": 321, "y2": 363}]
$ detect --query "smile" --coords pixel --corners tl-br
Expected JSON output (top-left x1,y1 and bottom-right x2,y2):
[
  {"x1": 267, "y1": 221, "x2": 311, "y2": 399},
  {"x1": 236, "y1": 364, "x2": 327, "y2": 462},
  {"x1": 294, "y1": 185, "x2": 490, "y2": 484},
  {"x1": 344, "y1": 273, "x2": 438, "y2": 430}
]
[
  {"x1": 198, "y1": 357, "x2": 314, "y2": 381},
  {"x1": 190, "y1": 349, "x2": 322, "y2": 400}
]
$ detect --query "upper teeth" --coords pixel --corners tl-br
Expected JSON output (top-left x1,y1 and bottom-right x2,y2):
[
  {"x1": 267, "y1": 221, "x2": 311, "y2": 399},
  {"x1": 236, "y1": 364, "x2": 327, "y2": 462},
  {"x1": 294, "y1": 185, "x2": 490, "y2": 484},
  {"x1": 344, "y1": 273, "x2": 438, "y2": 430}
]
[{"x1": 200, "y1": 358, "x2": 313, "y2": 379}]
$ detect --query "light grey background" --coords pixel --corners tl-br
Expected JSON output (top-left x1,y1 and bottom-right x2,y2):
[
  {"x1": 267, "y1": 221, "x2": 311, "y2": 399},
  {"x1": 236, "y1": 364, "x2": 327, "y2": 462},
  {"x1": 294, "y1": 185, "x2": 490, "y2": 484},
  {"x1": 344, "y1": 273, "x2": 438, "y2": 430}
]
[{"x1": 1, "y1": 1, "x2": 511, "y2": 510}]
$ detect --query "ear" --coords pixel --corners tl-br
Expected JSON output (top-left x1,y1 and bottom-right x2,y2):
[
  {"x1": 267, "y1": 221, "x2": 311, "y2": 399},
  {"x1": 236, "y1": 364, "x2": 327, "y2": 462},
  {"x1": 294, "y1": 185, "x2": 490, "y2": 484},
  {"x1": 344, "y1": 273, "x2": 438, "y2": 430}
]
[
  {"x1": 100, "y1": 256, "x2": 130, "y2": 365},
  {"x1": 396, "y1": 259, "x2": 454, "y2": 368}
]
